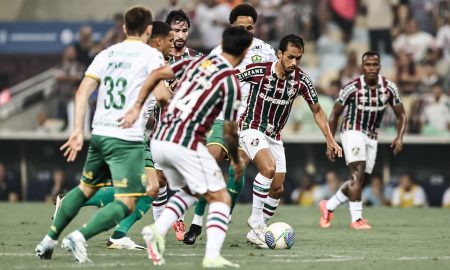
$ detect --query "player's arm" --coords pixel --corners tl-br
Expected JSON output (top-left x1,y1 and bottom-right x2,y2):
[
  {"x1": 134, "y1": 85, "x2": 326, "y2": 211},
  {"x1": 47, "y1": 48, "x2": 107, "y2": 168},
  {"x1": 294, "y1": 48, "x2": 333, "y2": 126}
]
[
  {"x1": 390, "y1": 103, "x2": 407, "y2": 155},
  {"x1": 119, "y1": 65, "x2": 174, "y2": 128},
  {"x1": 60, "y1": 76, "x2": 99, "y2": 162},
  {"x1": 309, "y1": 103, "x2": 342, "y2": 160},
  {"x1": 328, "y1": 102, "x2": 345, "y2": 137}
]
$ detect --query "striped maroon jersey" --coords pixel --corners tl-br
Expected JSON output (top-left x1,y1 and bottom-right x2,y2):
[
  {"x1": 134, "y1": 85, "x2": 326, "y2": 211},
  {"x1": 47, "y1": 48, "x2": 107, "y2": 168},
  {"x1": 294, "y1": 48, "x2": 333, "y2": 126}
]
[
  {"x1": 337, "y1": 75, "x2": 402, "y2": 139},
  {"x1": 168, "y1": 47, "x2": 204, "y2": 64},
  {"x1": 153, "y1": 54, "x2": 241, "y2": 150},
  {"x1": 237, "y1": 62, "x2": 318, "y2": 140}
]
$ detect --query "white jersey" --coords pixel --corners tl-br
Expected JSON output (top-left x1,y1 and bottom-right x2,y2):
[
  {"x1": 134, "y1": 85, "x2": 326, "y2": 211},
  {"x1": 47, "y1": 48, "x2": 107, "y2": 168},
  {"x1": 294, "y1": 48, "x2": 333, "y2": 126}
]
[
  {"x1": 85, "y1": 38, "x2": 164, "y2": 141},
  {"x1": 210, "y1": 37, "x2": 277, "y2": 119}
]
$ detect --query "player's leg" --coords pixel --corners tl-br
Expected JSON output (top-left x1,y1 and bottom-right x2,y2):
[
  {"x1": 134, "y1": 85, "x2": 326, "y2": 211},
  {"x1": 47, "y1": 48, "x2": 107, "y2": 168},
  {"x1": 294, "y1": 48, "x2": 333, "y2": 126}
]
[
  {"x1": 35, "y1": 136, "x2": 108, "y2": 259},
  {"x1": 263, "y1": 140, "x2": 286, "y2": 223},
  {"x1": 83, "y1": 186, "x2": 114, "y2": 207},
  {"x1": 152, "y1": 169, "x2": 167, "y2": 221},
  {"x1": 62, "y1": 137, "x2": 145, "y2": 262},
  {"x1": 227, "y1": 149, "x2": 250, "y2": 213},
  {"x1": 107, "y1": 140, "x2": 158, "y2": 249}
]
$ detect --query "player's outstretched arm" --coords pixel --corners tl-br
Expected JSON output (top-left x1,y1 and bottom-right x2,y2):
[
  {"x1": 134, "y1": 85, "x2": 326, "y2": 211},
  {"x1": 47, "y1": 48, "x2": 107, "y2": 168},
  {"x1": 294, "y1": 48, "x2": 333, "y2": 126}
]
[
  {"x1": 391, "y1": 103, "x2": 407, "y2": 155},
  {"x1": 309, "y1": 103, "x2": 343, "y2": 161},
  {"x1": 119, "y1": 65, "x2": 175, "y2": 128},
  {"x1": 60, "y1": 77, "x2": 99, "y2": 162}
]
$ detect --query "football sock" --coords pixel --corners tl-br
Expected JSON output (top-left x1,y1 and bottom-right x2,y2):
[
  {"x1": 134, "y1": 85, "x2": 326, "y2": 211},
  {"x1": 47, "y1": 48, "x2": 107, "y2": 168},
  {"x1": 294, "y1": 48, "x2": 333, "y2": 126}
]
[
  {"x1": 111, "y1": 196, "x2": 153, "y2": 239},
  {"x1": 79, "y1": 200, "x2": 129, "y2": 240},
  {"x1": 47, "y1": 187, "x2": 87, "y2": 240},
  {"x1": 227, "y1": 165, "x2": 246, "y2": 214},
  {"x1": 152, "y1": 185, "x2": 167, "y2": 221},
  {"x1": 192, "y1": 213, "x2": 204, "y2": 227},
  {"x1": 205, "y1": 202, "x2": 230, "y2": 259},
  {"x1": 155, "y1": 190, "x2": 197, "y2": 236},
  {"x1": 349, "y1": 201, "x2": 363, "y2": 222},
  {"x1": 263, "y1": 196, "x2": 280, "y2": 223},
  {"x1": 194, "y1": 197, "x2": 207, "y2": 217},
  {"x1": 83, "y1": 187, "x2": 114, "y2": 207},
  {"x1": 250, "y1": 173, "x2": 272, "y2": 226},
  {"x1": 326, "y1": 189, "x2": 349, "y2": 211}
]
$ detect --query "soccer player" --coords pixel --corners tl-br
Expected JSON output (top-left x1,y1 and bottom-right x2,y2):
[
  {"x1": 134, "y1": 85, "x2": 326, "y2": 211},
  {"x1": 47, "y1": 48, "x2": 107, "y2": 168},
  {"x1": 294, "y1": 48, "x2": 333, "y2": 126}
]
[
  {"x1": 237, "y1": 34, "x2": 342, "y2": 248},
  {"x1": 120, "y1": 26, "x2": 252, "y2": 267},
  {"x1": 35, "y1": 6, "x2": 165, "y2": 263},
  {"x1": 184, "y1": 3, "x2": 277, "y2": 245},
  {"x1": 320, "y1": 51, "x2": 407, "y2": 229}
]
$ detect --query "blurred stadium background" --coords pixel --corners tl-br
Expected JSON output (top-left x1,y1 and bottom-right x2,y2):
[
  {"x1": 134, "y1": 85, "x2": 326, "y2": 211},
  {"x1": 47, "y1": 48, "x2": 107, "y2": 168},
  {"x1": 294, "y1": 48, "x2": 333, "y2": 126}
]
[{"x1": 0, "y1": 0, "x2": 449, "y2": 209}]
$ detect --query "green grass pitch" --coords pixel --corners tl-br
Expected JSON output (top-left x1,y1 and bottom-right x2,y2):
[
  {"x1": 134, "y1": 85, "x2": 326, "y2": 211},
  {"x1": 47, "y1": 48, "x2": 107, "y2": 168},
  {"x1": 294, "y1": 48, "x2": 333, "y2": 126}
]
[{"x1": 0, "y1": 203, "x2": 449, "y2": 269}]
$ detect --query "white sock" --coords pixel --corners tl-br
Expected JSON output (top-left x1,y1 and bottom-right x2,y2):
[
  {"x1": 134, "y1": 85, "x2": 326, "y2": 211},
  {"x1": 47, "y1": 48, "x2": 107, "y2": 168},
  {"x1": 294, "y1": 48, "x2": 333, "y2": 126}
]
[
  {"x1": 263, "y1": 196, "x2": 280, "y2": 223},
  {"x1": 326, "y1": 189, "x2": 349, "y2": 211},
  {"x1": 152, "y1": 185, "x2": 167, "y2": 221},
  {"x1": 178, "y1": 213, "x2": 185, "y2": 222},
  {"x1": 155, "y1": 190, "x2": 197, "y2": 236},
  {"x1": 250, "y1": 173, "x2": 272, "y2": 226},
  {"x1": 205, "y1": 202, "x2": 230, "y2": 259},
  {"x1": 192, "y1": 214, "x2": 204, "y2": 226},
  {"x1": 349, "y1": 201, "x2": 363, "y2": 222}
]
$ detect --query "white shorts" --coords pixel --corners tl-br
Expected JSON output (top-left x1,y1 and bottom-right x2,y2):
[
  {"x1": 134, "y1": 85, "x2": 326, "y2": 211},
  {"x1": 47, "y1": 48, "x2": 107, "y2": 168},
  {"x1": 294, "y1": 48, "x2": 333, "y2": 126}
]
[
  {"x1": 239, "y1": 129, "x2": 286, "y2": 173},
  {"x1": 150, "y1": 140, "x2": 225, "y2": 195},
  {"x1": 340, "y1": 130, "x2": 378, "y2": 174}
]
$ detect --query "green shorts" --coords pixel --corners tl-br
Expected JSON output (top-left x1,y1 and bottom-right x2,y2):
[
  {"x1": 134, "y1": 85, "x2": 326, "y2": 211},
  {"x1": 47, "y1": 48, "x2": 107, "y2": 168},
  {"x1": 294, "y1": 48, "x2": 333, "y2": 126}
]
[
  {"x1": 144, "y1": 137, "x2": 155, "y2": 169},
  {"x1": 206, "y1": 119, "x2": 229, "y2": 159},
  {"x1": 80, "y1": 134, "x2": 146, "y2": 197}
]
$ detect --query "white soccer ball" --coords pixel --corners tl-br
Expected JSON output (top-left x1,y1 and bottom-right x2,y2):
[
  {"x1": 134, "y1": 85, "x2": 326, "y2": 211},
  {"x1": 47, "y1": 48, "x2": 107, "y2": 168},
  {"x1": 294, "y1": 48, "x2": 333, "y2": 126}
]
[{"x1": 265, "y1": 222, "x2": 295, "y2": 249}]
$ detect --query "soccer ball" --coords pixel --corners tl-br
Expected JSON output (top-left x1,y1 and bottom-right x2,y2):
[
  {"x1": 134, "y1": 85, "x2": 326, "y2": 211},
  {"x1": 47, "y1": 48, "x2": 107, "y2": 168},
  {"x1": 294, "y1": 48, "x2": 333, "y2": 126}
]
[{"x1": 265, "y1": 222, "x2": 295, "y2": 249}]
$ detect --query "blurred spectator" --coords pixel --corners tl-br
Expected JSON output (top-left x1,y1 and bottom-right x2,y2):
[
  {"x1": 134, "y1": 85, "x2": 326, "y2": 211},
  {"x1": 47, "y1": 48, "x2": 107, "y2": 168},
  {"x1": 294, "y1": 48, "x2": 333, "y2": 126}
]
[
  {"x1": 0, "y1": 162, "x2": 20, "y2": 202},
  {"x1": 0, "y1": 73, "x2": 11, "y2": 105},
  {"x1": 420, "y1": 82, "x2": 450, "y2": 134},
  {"x1": 54, "y1": 45, "x2": 84, "y2": 128},
  {"x1": 339, "y1": 50, "x2": 360, "y2": 86},
  {"x1": 66, "y1": 92, "x2": 91, "y2": 134},
  {"x1": 290, "y1": 174, "x2": 322, "y2": 206},
  {"x1": 436, "y1": 15, "x2": 450, "y2": 62},
  {"x1": 35, "y1": 111, "x2": 49, "y2": 132},
  {"x1": 362, "y1": 174, "x2": 392, "y2": 206},
  {"x1": 362, "y1": 0, "x2": 398, "y2": 55},
  {"x1": 393, "y1": 18, "x2": 436, "y2": 63},
  {"x1": 408, "y1": 0, "x2": 440, "y2": 35},
  {"x1": 319, "y1": 170, "x2": 341, "y2": 199},
  {"x1": 101, "y1": 13, "x2": 126, "y2": 48},
  {"x1": 156, "y1": 0, "x2": 181, "y2": 21},
  {"x1": 391, "y1": 0, "x2": 410, "y2": 39},
  {"x1": 194, "y1": 0, "x2": 231, "y2": 51},
  {"x1": 74, "y1": 25, "x2": 101, "y2": 69},
  {"x1": 275, "y1": 0, "x2": 313, "y2": 41},
  {"x1": 45, "y1": 169, "x2": 72, "y2": 202},
  {"x1": 418, "y1": 60, "x2": 441, "y2": 93},
  {"x1": 442, "y1": 185, "x2": 450, "y2": 207},
  {"x1": 391, "y1": 173, "x2": 427, "y2": 207},
  {"x1": 423, "y1": 173, "x2": 448, "y2": 206},
  {"x1": 328, "y1": 0, "x2": 358, "y2": 43},
  {"x1": 395, "y1": 52, "x2": 421, "y2": 91}
]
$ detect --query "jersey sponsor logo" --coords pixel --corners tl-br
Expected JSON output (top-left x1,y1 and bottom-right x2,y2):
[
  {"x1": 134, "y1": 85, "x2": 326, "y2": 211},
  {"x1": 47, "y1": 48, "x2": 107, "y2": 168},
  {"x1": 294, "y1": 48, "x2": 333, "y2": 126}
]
[
  {"x1": 107, "y1": 61, "x2": 132, "y2": 69},
  {"x1": 301, "y1": 74, "x2": 317, "y2": 97},
  {"x1": 252, "y1": 45, "x2": 262, "y2": 51},
  {"x1": 251, "y1": 54, "x2": 263, "y2": 63},
  {"x1": 357, "y1": 104, "x2": 387, "y2": 111},
  {"x1": 352, "y1": 146, "x2": 360, "y2": 156},
  {"x1": 237, "y1": 68, "x2": 265, "y2": 80},
  {"x1": 266, "y1": 124, "x2": 274, "y2": 133},
  {"x1": 258, "y1": 92, "x2": 291, "y2": 105},
  {"x1": 107, "y1": 50, "x2": 140, "y2": 58}
]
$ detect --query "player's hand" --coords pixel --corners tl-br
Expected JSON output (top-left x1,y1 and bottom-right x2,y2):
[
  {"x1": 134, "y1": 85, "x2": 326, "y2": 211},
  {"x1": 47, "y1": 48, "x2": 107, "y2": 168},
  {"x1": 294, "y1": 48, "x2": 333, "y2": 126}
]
[
  {"x1": 326, "y1": 140, "x2": 342, "y2": 162},
  {"x1": 391, "y1": 137, "x2": 403, "y2": 155},
  {"x1": 231, "y1": 157, "x2": 244, "y2": 184},
  {"x1": 118, "y1": 106, "x2": 140, "y2": 128},
  {"x1": 60, "y1": 130, "x2": 84, "y2": 162}
]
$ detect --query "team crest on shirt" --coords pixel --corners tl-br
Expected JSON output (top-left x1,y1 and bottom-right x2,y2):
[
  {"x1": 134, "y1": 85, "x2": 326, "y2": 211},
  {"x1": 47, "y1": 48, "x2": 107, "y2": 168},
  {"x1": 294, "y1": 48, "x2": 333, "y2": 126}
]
[
  {"x1": 267, "y1": 75, "x2": 276, "y2": 82},
  {"x1": 251, "y1": 138, "x2": 259, "y2": 146},
  {"x1": 251, "y1": 54, "x2": 262, "y2": 63},
  {"x1": 287, "y1": 87, "x2": 296, "y2": 97},
  {"x1": 379, "y1": 91, "x2": 389, "y2": 103},
  {"x1": 352, "y1": 147, "x2": 360, "y2": 156}
]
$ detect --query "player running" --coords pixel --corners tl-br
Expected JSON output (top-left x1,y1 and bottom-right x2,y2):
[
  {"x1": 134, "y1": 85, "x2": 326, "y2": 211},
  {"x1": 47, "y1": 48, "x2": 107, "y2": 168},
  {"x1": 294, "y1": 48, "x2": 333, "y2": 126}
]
[
  {"x1": 35, "y1": 6, "x2": 164, "y2": 263},
  {"x1": 120, "y1": 26, "x2": 252, "y2": 268},
  {"x1": 320, "y1": 51, "x2": 407, "y2": 229},
  {"x1": 236, "y1": 34, "x2": 342, "y2": 248},
  {"x1": 183, "y1": 3, "x2": 277, "y2": 245}
]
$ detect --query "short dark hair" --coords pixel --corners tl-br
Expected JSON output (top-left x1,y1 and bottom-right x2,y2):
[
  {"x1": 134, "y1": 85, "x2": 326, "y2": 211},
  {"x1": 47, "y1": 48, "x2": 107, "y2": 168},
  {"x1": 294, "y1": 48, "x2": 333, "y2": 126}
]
[
  {"x1": 362, "y1": 51, "x2": 380, "y2": 62},
  {"x1": 229, "y1": 4, "x2": 258, "y2": 24},
  {"x1": 278, "y1": 34, "x2": 304, "y2": 52},
  {"x1": 124, "y1": 6, "x2": 153, "y2": 36},
  {"x1": 222, "y1": 26, "x2": 253, "y2": 57},
  {"x1": 151, "y1": 21, "x2": 173, "y2": 39},
  {"x1": 165, "y1": 9, "x2": 190, "y2": 28}
]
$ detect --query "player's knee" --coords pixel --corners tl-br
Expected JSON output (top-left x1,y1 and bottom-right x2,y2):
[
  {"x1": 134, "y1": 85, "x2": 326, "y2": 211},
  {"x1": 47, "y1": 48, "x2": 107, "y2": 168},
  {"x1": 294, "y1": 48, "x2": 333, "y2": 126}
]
[
  {"x1": 205, "y1": 189, "x2": 231, "y2": 205},
  {"x1": 260, "y1": 165, "x2": 276, "y2": 179},
  {"x1": 271, "y1": 185, "x2": 284, "y2": 198}
]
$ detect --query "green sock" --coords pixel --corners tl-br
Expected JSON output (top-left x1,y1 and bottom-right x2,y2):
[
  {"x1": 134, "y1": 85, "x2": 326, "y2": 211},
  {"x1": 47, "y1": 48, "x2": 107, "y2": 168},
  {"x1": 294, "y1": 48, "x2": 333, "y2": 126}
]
[
  {"x1": 47, "y1": 187, "x2": 87, "y2": 240},
  {"x1": 227, "y1": 165, "x2": 246, "y2": 214},
  {"x1": 111, "y1": 196, "x2": 153, "y2": 239},
  {"x1": 194, "y1": 197, "x2": 208, "y2": 216},
  {"x1": 83, "y1": 187, "x2": 114, "y2": 207},
  {"x1": 78, "y1": 200, "x2": 129, "y2": 240}
]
